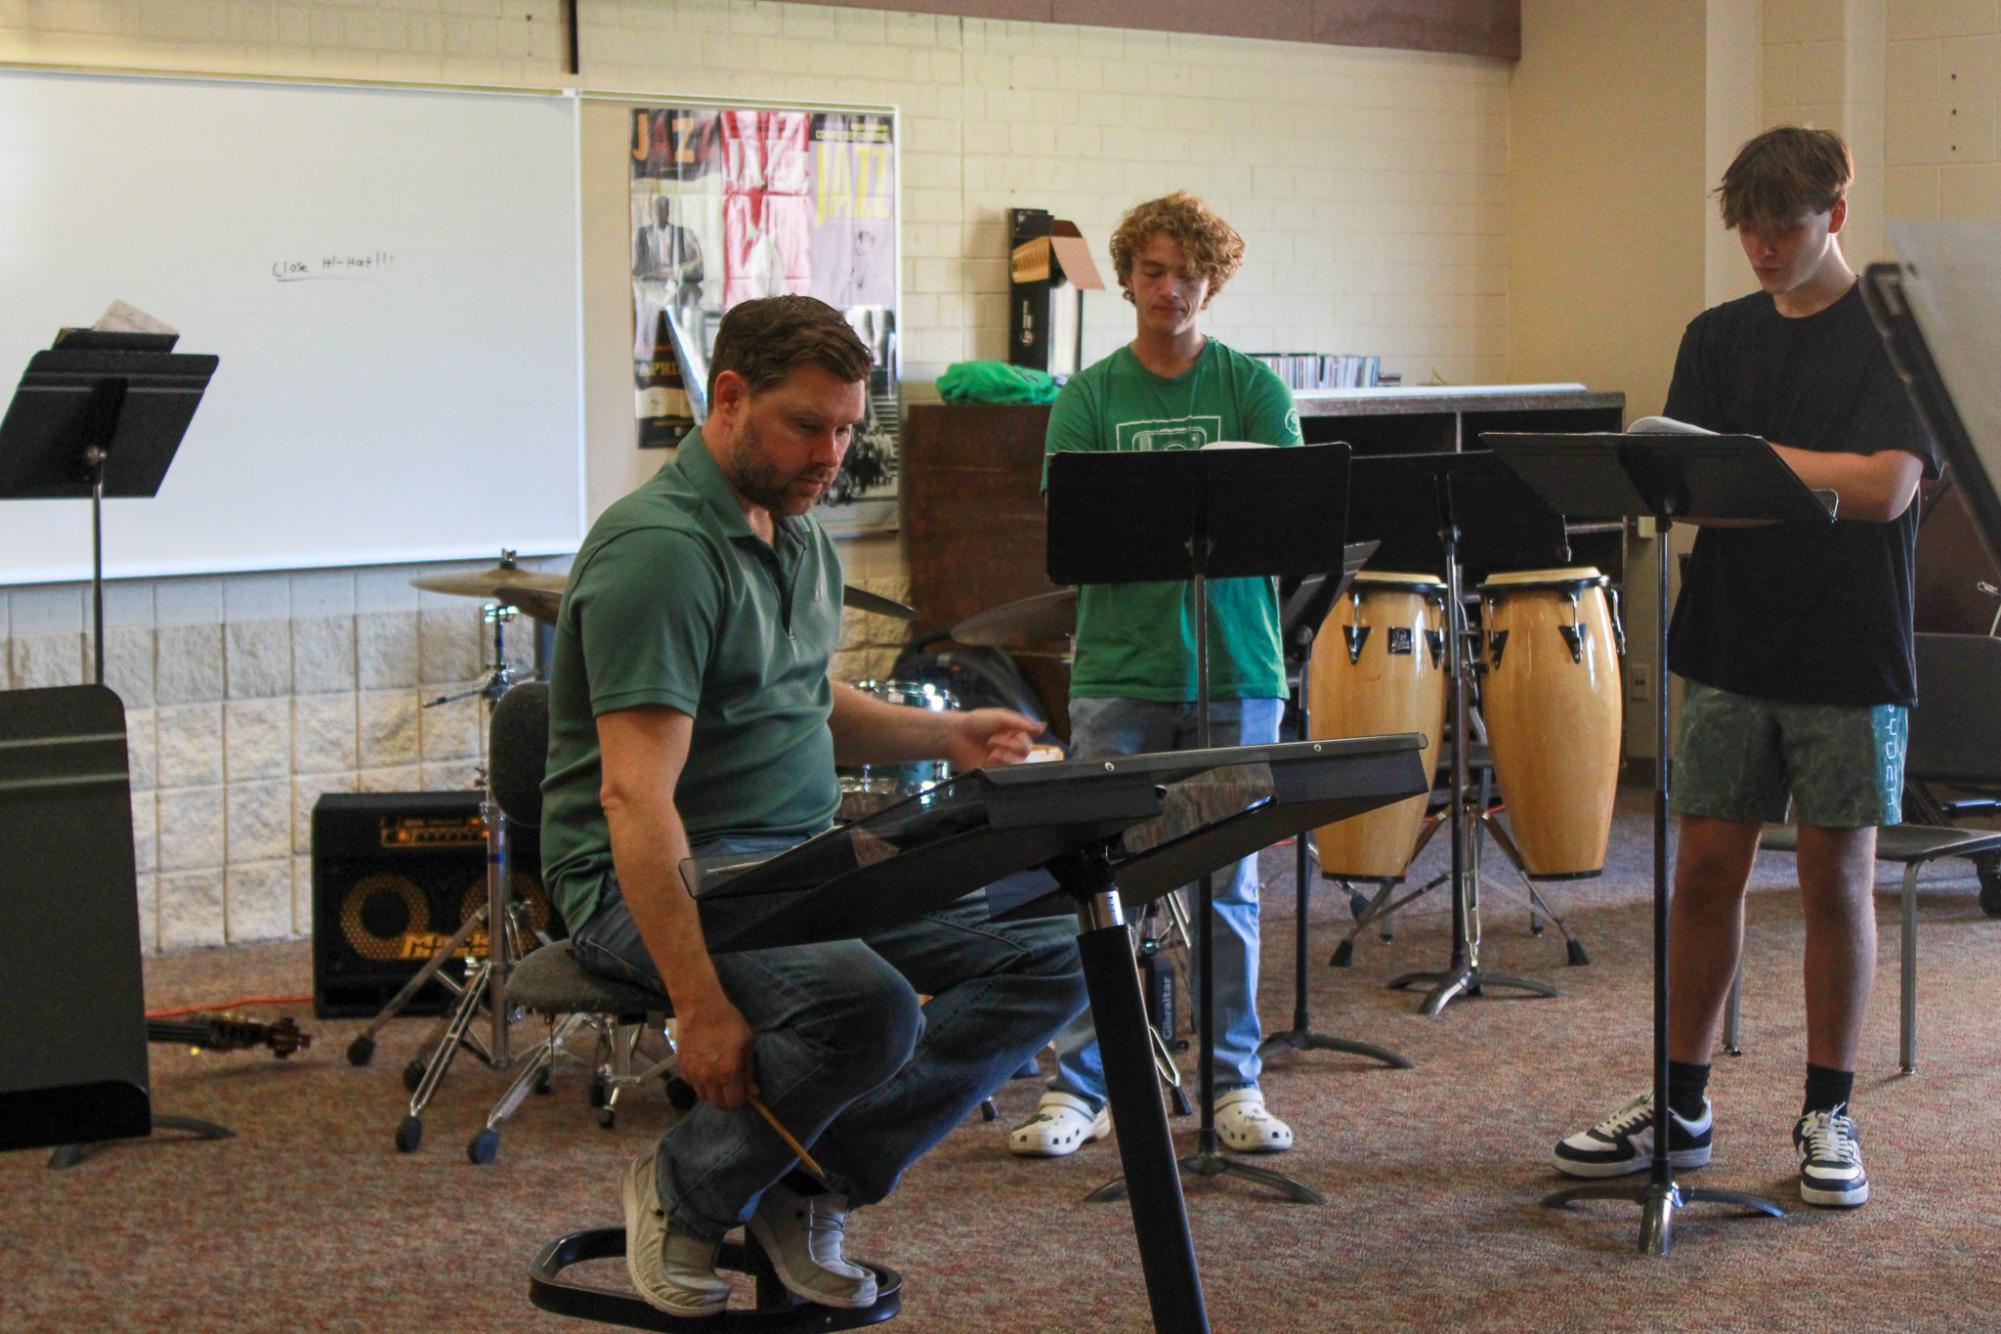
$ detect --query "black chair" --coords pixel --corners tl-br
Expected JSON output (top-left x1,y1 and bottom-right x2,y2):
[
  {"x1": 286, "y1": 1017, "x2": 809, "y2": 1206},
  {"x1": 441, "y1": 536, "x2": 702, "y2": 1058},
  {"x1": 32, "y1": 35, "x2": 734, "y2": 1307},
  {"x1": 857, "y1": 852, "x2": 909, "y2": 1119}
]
[
  {"x1": 1752, "y1": 634, "x2": 2001, "y2": 1073},
  {"x1": 491, "y1": 684, "x2": 903, "y2": 1329}
]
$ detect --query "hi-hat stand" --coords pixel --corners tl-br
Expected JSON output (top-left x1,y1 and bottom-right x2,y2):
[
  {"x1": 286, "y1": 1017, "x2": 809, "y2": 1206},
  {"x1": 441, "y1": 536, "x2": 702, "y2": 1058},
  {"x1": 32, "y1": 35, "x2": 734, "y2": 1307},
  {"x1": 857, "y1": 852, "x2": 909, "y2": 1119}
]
[
  {"x1": 1490, "y1": 429, "x2": 1810, "y2": 1254},
  {"x1": 1049, "y1": 441, "x2": 1352, "y2": 1206},
  {"x1": 1259, "y1": 544, "x2": 1412, "y2": 1068},
  {"x1": 1343, "y1": 453, "x2": 1571, "y2": 1015},
  {"x1": 342, "y1": 596, "x2": 551, "y2": 1153}
]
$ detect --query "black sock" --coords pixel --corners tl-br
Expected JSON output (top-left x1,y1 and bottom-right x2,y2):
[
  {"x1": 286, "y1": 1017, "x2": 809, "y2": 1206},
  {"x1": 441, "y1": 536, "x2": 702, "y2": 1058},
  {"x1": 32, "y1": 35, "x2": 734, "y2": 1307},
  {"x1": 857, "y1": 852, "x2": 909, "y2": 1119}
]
[
  {"x1": 1666, "y1": 1060, "x2": 1711, "y2": 1121},
  {"x1": 1803, "y1": 1064, "x2": 1854, "y2": 1115},
  {"x1": 780, "y1": 1169, "x2": 826, "y2": 1198}
]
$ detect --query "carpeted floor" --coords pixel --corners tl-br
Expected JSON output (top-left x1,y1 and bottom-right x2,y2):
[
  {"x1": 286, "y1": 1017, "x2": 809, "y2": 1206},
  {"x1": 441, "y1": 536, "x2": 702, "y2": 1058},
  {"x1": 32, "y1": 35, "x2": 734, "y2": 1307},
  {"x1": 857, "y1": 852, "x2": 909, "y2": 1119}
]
[{"x1": 6, "y1": 789, "x2": 2000, "y2": 1332}]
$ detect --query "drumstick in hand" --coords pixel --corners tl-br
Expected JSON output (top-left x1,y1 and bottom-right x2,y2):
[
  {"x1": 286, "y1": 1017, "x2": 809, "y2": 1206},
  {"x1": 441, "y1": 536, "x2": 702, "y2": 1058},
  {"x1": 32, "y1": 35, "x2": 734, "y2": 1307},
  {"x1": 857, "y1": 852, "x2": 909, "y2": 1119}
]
[{"x1": 749, "y1": 1095, "x2": 828, "y2": 1185}]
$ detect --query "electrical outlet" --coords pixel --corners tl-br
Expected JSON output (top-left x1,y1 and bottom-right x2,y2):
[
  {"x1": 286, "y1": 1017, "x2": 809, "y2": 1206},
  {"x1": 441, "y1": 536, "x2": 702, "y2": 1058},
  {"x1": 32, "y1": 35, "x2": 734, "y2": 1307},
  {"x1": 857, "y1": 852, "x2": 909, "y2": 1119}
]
[{"x1": 1630, "y1": 666, "x2": 1651, "y2": 700}]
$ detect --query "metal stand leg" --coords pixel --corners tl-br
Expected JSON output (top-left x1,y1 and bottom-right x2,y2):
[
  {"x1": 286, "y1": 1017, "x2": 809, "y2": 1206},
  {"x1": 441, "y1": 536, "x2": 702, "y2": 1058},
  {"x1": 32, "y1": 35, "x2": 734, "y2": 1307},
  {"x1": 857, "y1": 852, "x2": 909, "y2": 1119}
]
[
  {"x1": 1385, "y1": 537, "x2": 1555, "y2": 1016},
  {"x1": 48, "y1": 1114, "x2": 234, "y2": 1169},
  {"x1": 1069, "y1": 885, "x2": 1211, "y2": 1334},
  {"x1": 1261, "y1": 637, "x2": 1412, "y2": 1069},
  {"x1": 1900, "y1": 862, "x2": 1918, "y2": 1074},
  {"x1": 1723, "y1": 962, "x2": 1744, "y2": 1056},
  {"x1": 1541, "y1": 511, "x2": 1782, "y2": 1251},
  {"x1": 1259, "y1": 830, "x2": 1411, "y2": 1069}
]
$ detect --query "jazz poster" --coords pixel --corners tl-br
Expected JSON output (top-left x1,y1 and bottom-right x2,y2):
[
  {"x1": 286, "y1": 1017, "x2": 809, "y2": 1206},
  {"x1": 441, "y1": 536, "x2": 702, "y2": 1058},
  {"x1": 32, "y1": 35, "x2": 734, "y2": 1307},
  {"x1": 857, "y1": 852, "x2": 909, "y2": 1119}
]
[{"x1": 630, "y1": 104, "x2": 899, "y2": 532}]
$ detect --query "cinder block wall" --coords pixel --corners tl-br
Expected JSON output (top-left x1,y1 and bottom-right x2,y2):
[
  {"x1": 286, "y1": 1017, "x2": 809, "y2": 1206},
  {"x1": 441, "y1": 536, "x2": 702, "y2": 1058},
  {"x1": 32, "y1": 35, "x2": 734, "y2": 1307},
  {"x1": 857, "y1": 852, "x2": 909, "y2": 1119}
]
[
  {"x1": 0, "y1": 0, "x2": 1515, "y2": 952},
  {"x1": 1884, "y1": 0, "x2": 2001, "y2": 227}
]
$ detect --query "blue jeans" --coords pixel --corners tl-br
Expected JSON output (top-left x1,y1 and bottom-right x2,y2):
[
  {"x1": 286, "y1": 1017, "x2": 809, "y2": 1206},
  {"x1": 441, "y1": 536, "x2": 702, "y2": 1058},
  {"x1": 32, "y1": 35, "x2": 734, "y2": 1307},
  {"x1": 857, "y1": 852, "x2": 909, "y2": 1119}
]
[
  {"x1": 571, "y1": 833, "x2": 1086, "y2": 1242},
  {"x1": 1048, "y1": 695, "x2": 1284, "y2": 1112}
]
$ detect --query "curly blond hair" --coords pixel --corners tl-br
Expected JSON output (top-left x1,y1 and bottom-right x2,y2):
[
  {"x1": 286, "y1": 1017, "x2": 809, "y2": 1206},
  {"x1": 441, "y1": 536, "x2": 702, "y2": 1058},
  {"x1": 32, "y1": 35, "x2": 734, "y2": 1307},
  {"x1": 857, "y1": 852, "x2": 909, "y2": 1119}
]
[{"x1": 1109, "y1": 192, "x2": 1245, "y2": 307}]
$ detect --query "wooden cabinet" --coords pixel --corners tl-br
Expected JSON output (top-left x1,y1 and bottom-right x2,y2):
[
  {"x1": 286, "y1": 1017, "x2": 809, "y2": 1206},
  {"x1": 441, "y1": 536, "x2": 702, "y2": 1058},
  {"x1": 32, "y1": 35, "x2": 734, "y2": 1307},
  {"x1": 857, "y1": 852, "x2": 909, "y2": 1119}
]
[{"x1": 900, "y1": 388, "x2": 1628, "y2": 735}]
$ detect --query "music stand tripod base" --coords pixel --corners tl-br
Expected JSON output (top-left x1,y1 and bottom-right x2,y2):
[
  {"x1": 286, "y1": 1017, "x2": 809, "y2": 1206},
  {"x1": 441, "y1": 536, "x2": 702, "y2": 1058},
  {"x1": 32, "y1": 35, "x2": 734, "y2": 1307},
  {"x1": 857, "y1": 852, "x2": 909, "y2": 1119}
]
[
  {"x1": 1489, "y1": 430, "x2": 1812, "y2": 1253},
  {"x1": 1542, "y1": 1175, "x2": 1786, "y2": 1255}
]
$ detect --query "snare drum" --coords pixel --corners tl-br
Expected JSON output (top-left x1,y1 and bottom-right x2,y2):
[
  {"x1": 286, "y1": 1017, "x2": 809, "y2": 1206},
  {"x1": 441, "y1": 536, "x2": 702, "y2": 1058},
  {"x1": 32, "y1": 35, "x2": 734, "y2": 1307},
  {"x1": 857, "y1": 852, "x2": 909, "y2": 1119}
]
[
  {"x1": 1478, "y1": 567, "x2": 1624, "y2": 878},
  {"x1": 837, "y1": 679, "x2": 958, "y2": 822},
  {"x1": 1308, "y1": 573, "x2": 1449, "y2": 881}
]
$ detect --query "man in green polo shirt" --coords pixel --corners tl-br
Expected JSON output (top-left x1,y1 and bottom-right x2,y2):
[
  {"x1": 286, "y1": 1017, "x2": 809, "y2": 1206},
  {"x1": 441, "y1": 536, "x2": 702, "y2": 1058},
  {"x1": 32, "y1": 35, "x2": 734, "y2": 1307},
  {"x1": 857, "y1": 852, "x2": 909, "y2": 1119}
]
[
  {"x1": 1010, "y1": 192, "x2": 1303, "y2": 1163},
  {"x1": 542, "y1": 296, "x2": 1086, "y2": 1317}
]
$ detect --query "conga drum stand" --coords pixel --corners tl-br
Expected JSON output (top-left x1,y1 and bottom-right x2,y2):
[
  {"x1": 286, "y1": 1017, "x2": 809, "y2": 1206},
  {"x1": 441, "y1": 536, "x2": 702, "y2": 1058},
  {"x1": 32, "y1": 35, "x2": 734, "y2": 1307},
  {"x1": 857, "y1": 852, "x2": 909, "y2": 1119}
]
[
  {"x1": 1346, "y1": 453, "x2": 1572, "y2": 1015},
  {"x1": 1385, "y1": 501, "x2": 1555, "y2": 1014},
  {"x1": 1048, "y1": 442, "x2": 1352, "y2": 1207},
  {"x1": 1489, "y1": 429, "x2": 1819, "y2": 1255}
]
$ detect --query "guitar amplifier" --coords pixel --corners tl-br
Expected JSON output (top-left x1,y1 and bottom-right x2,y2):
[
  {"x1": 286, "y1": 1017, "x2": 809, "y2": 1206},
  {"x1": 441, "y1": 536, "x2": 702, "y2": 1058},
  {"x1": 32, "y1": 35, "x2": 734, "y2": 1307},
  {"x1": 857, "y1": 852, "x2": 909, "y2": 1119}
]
[{"x1": 310, "y1": 790, "x2": 560, "y2": 1019}]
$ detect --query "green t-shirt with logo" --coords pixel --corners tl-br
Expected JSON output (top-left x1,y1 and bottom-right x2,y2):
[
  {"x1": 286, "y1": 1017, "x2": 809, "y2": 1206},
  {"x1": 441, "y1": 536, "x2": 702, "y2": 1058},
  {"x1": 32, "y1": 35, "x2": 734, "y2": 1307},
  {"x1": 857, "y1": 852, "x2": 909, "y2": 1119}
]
[
  {"x1": 1042, "y1": 339, "x2": 1303, "y2": 701},
  {"x1": 540, "y1": 431, "x2": 844, "y2": 931}
]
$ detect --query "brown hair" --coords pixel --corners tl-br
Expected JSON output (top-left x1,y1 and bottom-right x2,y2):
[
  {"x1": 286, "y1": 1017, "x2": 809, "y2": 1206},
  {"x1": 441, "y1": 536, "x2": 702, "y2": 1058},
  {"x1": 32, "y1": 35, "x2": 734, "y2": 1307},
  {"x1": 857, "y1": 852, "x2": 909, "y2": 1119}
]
[
  {"x1": 1109, "y1": 191, "x2": 1246, "y2": 304},
  {"x1": 1715, "y1": 126, "x2": 1853, "y2": 231},
  {"x1": 707, "y1": 295, "x2": 872, "y2": 401}
]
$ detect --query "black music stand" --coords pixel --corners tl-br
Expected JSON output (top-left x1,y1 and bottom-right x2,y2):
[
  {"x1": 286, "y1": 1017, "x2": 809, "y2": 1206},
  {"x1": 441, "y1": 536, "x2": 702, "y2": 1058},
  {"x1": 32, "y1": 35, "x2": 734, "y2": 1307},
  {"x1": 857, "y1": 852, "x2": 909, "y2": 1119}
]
[
  {"x1": 1345, "y1": 451, "x2": 1570, "y2": 1014},
  {"x1": 1048, "y1": 442, "x2": 1350, "y2": 1207},
  {"x1": 1259, "y1": 538, "x2": 1413, "y2": 1070},
  {"x1": 0, "y1": 686, "x2": 231, "y2": 1167},
  {"x1": 0, "y1": 333, "x2": 216, "y2": 683},
  {"x1": 527, "y1": 737, "x2": 1427, "y2": 1334},
  {"x1": 1487, "y1": 431, "x2": 1829, "y2": 1254}
]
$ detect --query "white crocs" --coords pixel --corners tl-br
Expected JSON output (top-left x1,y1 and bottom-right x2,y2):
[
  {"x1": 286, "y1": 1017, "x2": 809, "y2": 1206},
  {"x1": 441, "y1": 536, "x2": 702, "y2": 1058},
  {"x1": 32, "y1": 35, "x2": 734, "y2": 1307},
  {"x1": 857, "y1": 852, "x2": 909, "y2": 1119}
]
[
  {"x1": 1214, "y1": 1088, "x2": 1293, "y2": 1153},
  {"x1": 1008, "y1": 1091, "x2": 1112, "y2": 1157}
]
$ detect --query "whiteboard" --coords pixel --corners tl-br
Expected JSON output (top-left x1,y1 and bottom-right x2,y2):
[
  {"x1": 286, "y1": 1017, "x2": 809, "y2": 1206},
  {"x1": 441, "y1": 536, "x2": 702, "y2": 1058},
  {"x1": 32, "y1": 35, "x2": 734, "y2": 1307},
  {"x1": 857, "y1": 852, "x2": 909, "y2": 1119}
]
[{"x1": 0, "y1": 70, "x2": 584, "y2": 584}]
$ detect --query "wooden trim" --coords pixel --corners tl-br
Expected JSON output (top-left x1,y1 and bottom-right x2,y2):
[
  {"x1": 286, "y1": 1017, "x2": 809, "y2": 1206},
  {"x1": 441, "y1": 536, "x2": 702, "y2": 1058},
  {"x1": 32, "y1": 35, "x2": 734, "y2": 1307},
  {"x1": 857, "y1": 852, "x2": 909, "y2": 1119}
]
[{"x1": 788, "y1": 0, "x2": 1520, "y2": 60}]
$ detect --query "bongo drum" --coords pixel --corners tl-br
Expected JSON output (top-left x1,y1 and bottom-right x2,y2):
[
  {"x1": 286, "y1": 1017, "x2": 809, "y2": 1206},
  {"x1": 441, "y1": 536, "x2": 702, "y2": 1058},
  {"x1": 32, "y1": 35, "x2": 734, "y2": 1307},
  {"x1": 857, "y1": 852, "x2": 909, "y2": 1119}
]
[
  {"x1": 1478, "y1": 568, "x2": 1623, "y2": 878},
  {"x1": 1308, "y1": 573, "x2": 1448, "y2": 880}
]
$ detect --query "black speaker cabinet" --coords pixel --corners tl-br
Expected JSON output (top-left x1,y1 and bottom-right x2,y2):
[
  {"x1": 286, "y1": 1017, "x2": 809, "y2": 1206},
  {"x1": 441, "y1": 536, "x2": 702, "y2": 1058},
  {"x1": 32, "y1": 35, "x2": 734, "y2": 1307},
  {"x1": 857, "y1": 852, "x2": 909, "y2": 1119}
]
[{"x1": 310, "y1": 790, "x2": 558, "y2": 1019}]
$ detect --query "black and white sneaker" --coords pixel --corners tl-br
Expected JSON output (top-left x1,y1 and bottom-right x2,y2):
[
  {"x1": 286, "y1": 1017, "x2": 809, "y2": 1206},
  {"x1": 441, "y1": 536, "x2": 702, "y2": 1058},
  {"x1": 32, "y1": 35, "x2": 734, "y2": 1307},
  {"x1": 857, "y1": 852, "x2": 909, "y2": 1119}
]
[
  {"x1": 1794, "y1": 1104, "x2": 1868, "y2": 1208},
  {"x1": 1552, "y1": 1091, "x2": 1713, "y2": 1178}
]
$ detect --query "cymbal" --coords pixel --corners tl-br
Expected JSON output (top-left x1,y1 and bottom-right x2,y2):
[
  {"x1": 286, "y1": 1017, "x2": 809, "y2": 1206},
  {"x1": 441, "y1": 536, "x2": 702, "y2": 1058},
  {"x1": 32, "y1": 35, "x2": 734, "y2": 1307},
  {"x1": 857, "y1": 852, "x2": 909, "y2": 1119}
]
[
  {"x1": 844, "y1": 586, "x2": 921, "y2": 621},
  {"x1": 951, "y1": 589, "x2": 1076, "y2": 651},
  {"x1": 490, "y1": 581, "x2": 914, "y2": 625},
  {"x1": 495, "y1": 584, "x2": 563, "y2": 624},
  {"x1": 412, "y1": 564, "x2": 568, "y2": 600}
]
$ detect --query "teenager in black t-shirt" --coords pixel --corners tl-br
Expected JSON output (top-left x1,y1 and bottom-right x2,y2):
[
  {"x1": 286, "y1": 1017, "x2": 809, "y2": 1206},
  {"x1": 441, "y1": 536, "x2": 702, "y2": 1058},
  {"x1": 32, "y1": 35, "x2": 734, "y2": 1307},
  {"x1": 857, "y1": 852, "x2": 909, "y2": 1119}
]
[{"x1": 1552, "y1": 127, "x2": 1935, "y2": 1209}]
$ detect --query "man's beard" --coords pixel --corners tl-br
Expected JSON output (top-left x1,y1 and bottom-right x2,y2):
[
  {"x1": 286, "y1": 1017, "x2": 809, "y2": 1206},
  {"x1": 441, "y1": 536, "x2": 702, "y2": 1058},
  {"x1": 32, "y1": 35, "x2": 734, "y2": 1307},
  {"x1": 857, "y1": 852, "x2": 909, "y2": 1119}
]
[{"x1": 726, "y1": 418, "x2": 838, "y2": 517}]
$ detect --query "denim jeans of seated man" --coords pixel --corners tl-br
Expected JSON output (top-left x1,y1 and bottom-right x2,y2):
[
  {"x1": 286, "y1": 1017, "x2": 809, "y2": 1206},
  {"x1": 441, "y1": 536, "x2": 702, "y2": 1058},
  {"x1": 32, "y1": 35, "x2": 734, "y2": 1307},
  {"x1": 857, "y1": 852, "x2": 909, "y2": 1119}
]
[
  {"x1": 1045, "y1": 695, "x2": 1285, "y2": 1113},
  {"x1": 570, "y1": 830, "x2": 1088, "y2": 1244}
]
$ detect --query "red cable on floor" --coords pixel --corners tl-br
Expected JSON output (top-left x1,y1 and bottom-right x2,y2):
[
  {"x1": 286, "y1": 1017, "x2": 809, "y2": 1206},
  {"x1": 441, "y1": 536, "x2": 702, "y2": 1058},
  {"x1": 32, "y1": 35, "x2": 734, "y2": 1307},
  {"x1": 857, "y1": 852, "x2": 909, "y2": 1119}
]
[{"x1": 146, "y1": 994, "x2": 313, "y2": 1019}]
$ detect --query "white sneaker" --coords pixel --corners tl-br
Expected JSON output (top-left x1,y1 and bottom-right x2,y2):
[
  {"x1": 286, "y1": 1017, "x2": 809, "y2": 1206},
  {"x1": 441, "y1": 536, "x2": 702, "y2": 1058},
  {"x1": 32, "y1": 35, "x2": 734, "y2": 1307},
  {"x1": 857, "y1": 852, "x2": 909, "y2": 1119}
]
[
  {"x1": 1008, "y1": 1091, "x2": 1112, "y2": 1157},
  {"x1": 621, "y1": 1151, "x2": 731, "y2": 1317},
  {"x1": 747, "y1": 1180, "x2": 878, "y2": 1309},
  {"x1": 1215, "y1": 1088, "x2": 1293, "y2": 1153},
  {"x1": 1794, "y1": 1104, "x2": 1868, "y2": 1208}
]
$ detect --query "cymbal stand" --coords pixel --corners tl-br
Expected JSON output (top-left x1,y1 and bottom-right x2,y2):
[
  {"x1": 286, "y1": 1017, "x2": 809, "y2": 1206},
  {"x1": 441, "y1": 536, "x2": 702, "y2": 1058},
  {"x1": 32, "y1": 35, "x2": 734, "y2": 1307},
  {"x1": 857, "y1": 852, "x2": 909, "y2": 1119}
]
[
  {"x1": 343, "y1": 602, "x2": 551, "y2": 1151},
  {"x1": 1259, "y1": 626, "x2": 1412, "y2": 1069},
  {"x1": 1386, "y1": 491, "x2": 1556, "y2": 1015}
]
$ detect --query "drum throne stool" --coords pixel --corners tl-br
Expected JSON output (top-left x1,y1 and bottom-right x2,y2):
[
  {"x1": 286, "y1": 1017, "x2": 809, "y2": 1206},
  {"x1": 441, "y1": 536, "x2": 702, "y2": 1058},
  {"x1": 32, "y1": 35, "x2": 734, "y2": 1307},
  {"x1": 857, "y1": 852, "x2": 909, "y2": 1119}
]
[{"x1": 481, "y1": 683, "x2": 903, "y2": 1328}]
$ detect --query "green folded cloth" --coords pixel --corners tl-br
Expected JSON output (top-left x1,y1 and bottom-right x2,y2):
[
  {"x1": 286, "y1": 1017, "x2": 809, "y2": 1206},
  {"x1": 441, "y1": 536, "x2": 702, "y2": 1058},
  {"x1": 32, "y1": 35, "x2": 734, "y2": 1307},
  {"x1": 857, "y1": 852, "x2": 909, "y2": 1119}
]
[{"x1": 936, "y1": 360, "x2": 1061, "y2": 405}]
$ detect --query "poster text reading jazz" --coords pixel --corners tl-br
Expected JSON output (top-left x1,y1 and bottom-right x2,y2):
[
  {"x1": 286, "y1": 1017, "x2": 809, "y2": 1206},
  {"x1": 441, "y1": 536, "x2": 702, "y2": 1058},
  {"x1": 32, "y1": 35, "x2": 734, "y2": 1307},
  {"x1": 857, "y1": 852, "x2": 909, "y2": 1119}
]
[{"x1": 815, "y1": 144, "x2": 891, "y2": 227}]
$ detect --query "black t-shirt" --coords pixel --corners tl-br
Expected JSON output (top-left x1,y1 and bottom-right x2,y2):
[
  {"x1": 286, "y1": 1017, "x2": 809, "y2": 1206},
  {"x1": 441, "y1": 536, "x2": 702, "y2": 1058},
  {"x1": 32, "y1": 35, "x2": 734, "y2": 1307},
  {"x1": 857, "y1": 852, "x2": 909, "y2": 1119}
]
[{"x1": 1664, "y1": 282, "x2": 1938, "y2": 707}]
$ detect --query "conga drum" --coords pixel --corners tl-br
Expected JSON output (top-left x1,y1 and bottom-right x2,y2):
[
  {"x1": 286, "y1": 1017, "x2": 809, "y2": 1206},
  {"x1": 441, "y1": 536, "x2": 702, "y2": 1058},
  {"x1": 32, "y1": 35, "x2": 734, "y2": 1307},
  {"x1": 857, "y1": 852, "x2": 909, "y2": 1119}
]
[
  {"x1": 1308, "y1": 573, "x2": 1448, "y2": 880},
  {"x1": 1478, "y1": 568, "x2": 1623, "y2": 878}
]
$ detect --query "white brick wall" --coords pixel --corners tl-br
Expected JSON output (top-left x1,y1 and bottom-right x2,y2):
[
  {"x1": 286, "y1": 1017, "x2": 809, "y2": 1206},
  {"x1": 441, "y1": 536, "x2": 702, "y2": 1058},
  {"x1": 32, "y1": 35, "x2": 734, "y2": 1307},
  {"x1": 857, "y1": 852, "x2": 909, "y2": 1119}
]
[
  {"x1": 0, "y1": 0, "x2": 1515, "y2": 949},
  {"x1": 1886, "y1": 0, "x2": 2001, "y2": 221}
]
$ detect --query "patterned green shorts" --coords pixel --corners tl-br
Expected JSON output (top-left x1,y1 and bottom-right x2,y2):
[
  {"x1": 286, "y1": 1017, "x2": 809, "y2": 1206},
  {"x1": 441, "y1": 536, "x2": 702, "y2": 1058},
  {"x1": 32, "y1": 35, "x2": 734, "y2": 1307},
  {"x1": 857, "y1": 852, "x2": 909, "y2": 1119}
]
[{"x1": 1671, "y1": 680, "x2": 1905, "y2": 829}]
